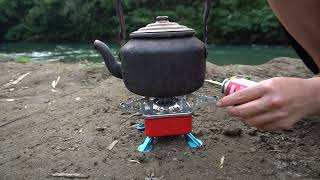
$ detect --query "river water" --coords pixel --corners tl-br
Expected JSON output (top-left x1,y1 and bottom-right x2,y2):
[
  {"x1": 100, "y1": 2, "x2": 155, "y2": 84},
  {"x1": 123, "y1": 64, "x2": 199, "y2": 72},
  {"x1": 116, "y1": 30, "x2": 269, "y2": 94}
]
[{"x1": 0, "y1": 43, "x2": 298, "y2": 65}]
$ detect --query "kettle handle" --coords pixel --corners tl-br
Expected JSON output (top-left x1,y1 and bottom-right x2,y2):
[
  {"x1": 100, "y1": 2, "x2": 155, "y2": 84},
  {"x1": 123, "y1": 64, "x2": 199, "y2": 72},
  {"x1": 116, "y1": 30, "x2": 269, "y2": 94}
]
[
  {"x1": 116, "y1": 0, "x2": 127, "y2": 46},
  {"x1": 203, "y1": 0, "x2": 211, "y2": 48},
  {"x1": 203, "y1": 0, "x2": 219, "y2": 56}
]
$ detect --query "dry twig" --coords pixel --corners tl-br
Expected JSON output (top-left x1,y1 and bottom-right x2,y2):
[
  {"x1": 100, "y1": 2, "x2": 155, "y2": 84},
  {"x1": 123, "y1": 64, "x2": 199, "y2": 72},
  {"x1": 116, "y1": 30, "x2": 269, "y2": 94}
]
[
  {"x1": 3, "y1": 72, "x2": 31, "y2": 88},
  {"x1": 129, "y1": 112, "x2": 141, "y2": 118},
  {"x1": 52, "y1": 173, "x2": 89, "y2": 178},
  {"x1": 220, "y1": 155, "x2": 225, "y2": 168},
  {"x1": 128, "y1": 159, "x2": 141, "y2": 164},
  {"x1": 107, "y1": 140, "x2": 119, "y2": 150},
  {"x1": 51, "y1": 76, "x2": 60, "y2": 89}
]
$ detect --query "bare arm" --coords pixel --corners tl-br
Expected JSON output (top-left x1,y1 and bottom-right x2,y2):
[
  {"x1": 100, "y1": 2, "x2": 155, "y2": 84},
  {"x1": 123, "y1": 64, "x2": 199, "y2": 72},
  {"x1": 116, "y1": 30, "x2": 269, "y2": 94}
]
[
  {"x1": 216, "y1": 1, "x2": 320, "y2": 130},
  {"x1": 217, "y1": 77, "x2": 320, "y2": 130},
  {"x1": 268, "y1": 0, "x2": 320, "y2": 69}
]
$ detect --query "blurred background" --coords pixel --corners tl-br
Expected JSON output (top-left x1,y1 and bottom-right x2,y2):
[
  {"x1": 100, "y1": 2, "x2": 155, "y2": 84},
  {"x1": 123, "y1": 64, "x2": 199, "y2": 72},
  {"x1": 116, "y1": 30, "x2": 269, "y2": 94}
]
[{"x1": 0, "y1": 0, "x2": 298, "y2": 65}]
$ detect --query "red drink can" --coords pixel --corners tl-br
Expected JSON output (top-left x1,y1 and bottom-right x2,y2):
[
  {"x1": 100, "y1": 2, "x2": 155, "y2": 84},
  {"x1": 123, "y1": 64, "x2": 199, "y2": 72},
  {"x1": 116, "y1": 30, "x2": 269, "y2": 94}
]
[{"x1": 221, "y1": 76, "x2": 257, "y2": 95}]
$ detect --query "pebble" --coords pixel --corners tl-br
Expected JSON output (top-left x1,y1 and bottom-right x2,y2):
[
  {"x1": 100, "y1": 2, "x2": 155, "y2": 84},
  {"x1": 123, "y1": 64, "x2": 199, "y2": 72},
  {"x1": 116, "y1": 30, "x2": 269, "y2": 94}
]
[
  {"x1": 259, "y1": 135, "x2": 268, "y2": 143},
  {"x1": 137, "y1": 155, "x2": 147, "y2": 163},
  {"x1": 121, "y1": 135, "x2": 130, "y2": 140},
  {"x1": 249, "y1": 148, "x2": 256, "y2": 153},
  {"x1": 112, "y1": 135, "x2": 119, "y2": 140},
  {"x1": 211, "y1": 136, "x2": 219, "y2": 141},
  {"x1": 195, "y1": 129, "x2": 204, "y2": 137},
  {"x1": 200, "y1": 154, "x2": 206, "y2": 158},
  {"x1": 154, "y1": 154, "x2": 163, "y2": 160},
  {"x1": 95, "y1": 127, "x2": 106, "y2": 131},
  {"x1": 298, "y1": 133, "x2": 306, "y2": 138},
  {"x1": 177, "y1": 164, "x2": 184, "y2": 169},
  {"x1": 260, "y1": 158, "x2": 266, "y2": 164},
  {"x1": 223, "y1": 128, "x2": 242, "y2": 137},
  {"x1": 248, "y1": 129, "x2": 258, "y2": 136}
]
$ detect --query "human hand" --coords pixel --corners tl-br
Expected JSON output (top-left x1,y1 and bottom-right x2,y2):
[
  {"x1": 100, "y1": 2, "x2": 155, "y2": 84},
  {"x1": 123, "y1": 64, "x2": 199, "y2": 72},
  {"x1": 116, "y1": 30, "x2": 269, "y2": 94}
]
[{"x1": 216, "y1": 77, "x2": 320, "y2": 130}]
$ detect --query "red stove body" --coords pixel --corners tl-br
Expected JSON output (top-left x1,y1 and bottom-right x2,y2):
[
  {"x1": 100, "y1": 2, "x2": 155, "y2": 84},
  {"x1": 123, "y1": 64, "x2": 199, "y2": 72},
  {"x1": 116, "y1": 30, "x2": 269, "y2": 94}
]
[
  {"x1": 144, "y1": 115, "x2": 192, "y2": 137},
  {"x1": 119, "y1": 95, "x2": 217, "y2": 152}
]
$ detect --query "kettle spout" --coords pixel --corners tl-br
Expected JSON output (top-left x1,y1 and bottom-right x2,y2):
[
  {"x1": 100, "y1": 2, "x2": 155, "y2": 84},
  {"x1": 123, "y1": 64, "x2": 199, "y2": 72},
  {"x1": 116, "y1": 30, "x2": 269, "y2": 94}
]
[{"x1": 94, "y1": 40, "x2": 122, "y2": 79}]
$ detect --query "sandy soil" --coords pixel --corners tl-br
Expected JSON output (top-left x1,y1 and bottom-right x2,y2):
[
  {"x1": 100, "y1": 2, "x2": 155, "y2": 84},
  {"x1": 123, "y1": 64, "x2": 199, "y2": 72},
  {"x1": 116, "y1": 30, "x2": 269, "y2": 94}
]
[{"x1": 0, "y1": 58, "x2": 319, "y2": 180}]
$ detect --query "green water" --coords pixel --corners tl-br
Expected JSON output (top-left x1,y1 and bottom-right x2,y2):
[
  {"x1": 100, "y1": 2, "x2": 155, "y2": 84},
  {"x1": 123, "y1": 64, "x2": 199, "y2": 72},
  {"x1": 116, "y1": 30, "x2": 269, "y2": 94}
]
[{"x1": 0, "y1": 43, "x2": 298, "y2": 65}]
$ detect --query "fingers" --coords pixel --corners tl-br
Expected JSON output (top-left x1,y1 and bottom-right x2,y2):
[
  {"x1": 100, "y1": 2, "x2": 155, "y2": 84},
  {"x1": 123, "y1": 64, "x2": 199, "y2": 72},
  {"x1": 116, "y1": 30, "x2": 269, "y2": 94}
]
[
  {"x1": 237, "y1": 110, "x2": 294, "y2": 130},
  {"x1": 226, "y1": 97, "x2": 271, "y2": 118},
  {"x1": 240, "y1": 111, "x2": 278, "y2": 127},
  {"x1": 216, "y1": 84, "x2": 266, "y2": 107}
]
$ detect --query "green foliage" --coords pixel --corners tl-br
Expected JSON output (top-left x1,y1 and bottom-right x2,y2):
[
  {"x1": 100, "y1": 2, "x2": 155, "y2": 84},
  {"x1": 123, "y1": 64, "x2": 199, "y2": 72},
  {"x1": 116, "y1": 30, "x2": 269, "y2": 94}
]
[
  {"x1": 15, "y1": 57, "x2": 32, "y2": 63},
  {"x1": 210, "y1": 0, "x2": 284, "y2": 44},
  {"x1": 0, "y1": 0, "x2": 286, "y2": 44}
]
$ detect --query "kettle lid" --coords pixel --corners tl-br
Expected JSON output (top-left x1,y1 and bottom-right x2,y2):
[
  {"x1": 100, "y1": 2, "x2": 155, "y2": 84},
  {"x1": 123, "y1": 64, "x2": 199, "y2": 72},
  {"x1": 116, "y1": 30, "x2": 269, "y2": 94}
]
[{"x1": 130, "y1": 16, "x2": 195, "y2": 38}]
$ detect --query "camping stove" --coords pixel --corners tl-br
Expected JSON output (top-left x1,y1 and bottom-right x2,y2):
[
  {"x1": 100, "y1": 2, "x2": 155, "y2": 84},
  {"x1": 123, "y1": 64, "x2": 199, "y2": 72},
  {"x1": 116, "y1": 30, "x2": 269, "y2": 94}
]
[{"x1": 120, "y1": 94, "x2": 218, "y2": 152}]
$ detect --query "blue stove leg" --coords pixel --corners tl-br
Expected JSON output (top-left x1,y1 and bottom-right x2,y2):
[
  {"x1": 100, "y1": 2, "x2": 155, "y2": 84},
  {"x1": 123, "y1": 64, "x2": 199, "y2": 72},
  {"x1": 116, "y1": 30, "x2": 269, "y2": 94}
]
[
  {"x1": 137, "y1": 123, "x2": 145, "y2": 131},
  {"x1": 138, "y1": 136, "x2": 153, "y2": 153},
  {"x1": 185, "y1": 133, "x2": 203, "y2": 148}
]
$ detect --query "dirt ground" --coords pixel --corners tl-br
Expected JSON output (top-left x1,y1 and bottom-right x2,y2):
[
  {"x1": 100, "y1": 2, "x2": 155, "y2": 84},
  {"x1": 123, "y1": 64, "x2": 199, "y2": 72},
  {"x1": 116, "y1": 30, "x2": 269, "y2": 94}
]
[{"x1": 0, "y1": 58, "x2": 319, "y2": 180}]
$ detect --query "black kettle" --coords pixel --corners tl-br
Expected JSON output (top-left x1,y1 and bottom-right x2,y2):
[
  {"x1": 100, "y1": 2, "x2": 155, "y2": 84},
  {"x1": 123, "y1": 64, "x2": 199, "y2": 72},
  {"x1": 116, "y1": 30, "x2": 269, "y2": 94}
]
[{"x1": 94, "y1": 0, "x2": 213, "y2": 98}]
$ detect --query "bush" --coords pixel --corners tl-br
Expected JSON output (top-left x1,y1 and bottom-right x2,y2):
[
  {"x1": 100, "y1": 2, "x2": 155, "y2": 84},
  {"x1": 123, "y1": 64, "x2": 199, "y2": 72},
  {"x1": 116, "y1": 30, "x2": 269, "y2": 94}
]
[
  {"x1": 0, "y1": 0, "x2": 286, "y2": 44},
  {"x1": 15, "y1": 57, "x2": 32, "y2": 63}
]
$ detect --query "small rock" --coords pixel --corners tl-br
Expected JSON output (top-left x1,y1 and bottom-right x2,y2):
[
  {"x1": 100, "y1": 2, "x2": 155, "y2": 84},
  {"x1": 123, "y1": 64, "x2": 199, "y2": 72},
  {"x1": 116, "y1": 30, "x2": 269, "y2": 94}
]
[
  {"x1": 94, "y1": 161, "x2": 98, "y2": 166},
  {"x1": 248, "y1": 129, "x2": 258, "y2": 136},
  {"x1": 260, "y1": 158, "x2": 266, "y2": 164},
  {"x1": 92, "y1": 109, "x2": 100, "y2": 115},
  {"x1": 137, "y1": 155, "x2": 147, "y2": 163},
  {"x1": 297, "y1": 133, "x2": 306, "y2": 138},
  {"x1": 192, "y1": 112, "x2": 201, "y2": 117},
  {"x1": 154, "y1": 154, "x2": 163, "y2": 160},
  {"x1": 284, "y1": 141, "x2": 292, "y2": 146},
  {"x1": 120, "y1": 134, "x2": 130, "y2": 141},
  {"x1": 129, "y1": 121, "x2": 136, "y2": 126},
  {"x1": 177, "y1": 164, "x2": 184, "y2": 169},
  {"x1": 195, "y1": 129, "x2": 204, "y2": 137},
  {"x1": 212, "y1": 136, "x2": 219, "y2": 141},
  {"x1": 200, "y1": 154, "x2": 206, "y2": 158},
  {"x1": 102, "y1": 107, "x2": 109, "y2": 113},
  {"x1": 259, "y1": 135, "x2": 268, "y2": 143},
  {"x1": 112, "y1": 135, "x2": 119, "y2": 140},
  {"x1": 249, "y1": 148, "x2": 256, "y2": 153},
  {"x1": 266, "y1": 145, "x2": 275, "y2": 150},
  {"x1": 223, "y1": 128, "x2": 242, "y2": 137},
  {"x1": 95, "y1": 127, "x2": 106, "y2": 131}
]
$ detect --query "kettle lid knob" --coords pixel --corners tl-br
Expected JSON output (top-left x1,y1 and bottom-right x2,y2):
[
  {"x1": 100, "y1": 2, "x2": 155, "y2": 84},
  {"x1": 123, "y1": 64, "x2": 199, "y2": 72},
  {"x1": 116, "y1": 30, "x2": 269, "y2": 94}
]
[{"x1": 156, "y1": 16, "x2": 169, "y2": 22}]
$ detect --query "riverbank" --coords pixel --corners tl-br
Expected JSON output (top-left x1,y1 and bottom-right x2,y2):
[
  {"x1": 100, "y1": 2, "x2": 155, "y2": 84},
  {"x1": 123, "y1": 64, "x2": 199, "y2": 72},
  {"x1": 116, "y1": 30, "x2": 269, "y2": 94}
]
[
  {"x1": 0, "y1": 58, "x2": 319, "y2": 179},
  {"x1": 0, "y1": 43, "x2": 298, "y2": 65}
]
